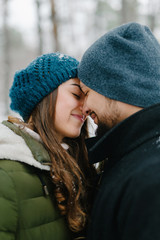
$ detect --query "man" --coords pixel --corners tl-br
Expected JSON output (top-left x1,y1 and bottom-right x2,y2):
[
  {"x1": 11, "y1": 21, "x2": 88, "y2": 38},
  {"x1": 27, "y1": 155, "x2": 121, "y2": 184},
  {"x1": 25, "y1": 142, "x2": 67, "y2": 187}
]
[{"x1": 78, "y1": 22, "x2": 160, "y2": 240}]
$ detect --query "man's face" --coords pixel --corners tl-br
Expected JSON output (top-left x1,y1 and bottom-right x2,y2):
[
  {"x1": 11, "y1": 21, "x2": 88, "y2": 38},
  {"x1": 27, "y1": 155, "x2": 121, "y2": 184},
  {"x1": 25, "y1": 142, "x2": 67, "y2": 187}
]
[
  {"x1": 80, "y1": 82, "x2": 121, "y2": 137},
  {"x1": 80, "y1": 82, "x2": 142, "y2": 137}
]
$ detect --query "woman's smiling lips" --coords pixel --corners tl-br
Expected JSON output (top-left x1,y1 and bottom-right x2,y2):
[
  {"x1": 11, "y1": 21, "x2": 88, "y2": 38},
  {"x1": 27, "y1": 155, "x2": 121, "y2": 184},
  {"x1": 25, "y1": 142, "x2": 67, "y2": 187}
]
[{"x1": 71, "y1": 114, "x2": 85, "y2": 122}]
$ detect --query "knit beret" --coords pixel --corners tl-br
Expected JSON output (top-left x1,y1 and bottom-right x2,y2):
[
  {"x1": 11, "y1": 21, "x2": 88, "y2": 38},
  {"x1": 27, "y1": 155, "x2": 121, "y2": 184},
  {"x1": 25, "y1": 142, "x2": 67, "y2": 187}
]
[
  {"x1": 78, "y1": 22, "x2": 160, "y2": 108},
  {"x1": 10, "y1": 52, "x2": 79, "y2": 120}
]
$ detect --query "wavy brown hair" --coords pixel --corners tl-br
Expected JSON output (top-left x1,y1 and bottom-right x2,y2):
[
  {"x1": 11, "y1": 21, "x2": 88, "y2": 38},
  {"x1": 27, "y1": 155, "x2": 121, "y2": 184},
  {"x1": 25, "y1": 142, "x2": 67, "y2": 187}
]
[{"x1": 8, "y1": 89, "x2": 96, "y2": 234}]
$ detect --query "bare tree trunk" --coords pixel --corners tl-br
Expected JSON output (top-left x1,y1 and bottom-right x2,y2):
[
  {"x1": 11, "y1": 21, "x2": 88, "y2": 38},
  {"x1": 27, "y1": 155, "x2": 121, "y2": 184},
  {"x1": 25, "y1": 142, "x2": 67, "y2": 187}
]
[
  {"x1": 50, "y1": 0, "x2": 59, "y2": 51},
  {"x1": 149, "y1": 15, "x2": 156, "y2": 32},
  {"x1": 147, "y1": 0, "x2": 159, "y2": 32},
  {"x1": 3, "y1": 0, "x2": 10, "y2": 116},
  {"x1": 68, "y1": 0, "x2": 75, "y2": 43},
  {"x1": 121, "y1": 0, "x2": 138, "y2": 24},
  {"x1": 121, "y1": 0, "x2": 128, "y2": 23},
  {"x1": 35, "y1": 0, "x2": 43, "y2": 55}
]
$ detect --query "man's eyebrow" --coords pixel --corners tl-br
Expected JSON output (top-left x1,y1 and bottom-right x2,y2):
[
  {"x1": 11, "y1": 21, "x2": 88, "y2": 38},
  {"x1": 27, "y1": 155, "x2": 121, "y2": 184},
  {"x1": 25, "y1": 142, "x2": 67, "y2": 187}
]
[{"x1": 71, "y1": 84, "x2": 83, "y2": 93}]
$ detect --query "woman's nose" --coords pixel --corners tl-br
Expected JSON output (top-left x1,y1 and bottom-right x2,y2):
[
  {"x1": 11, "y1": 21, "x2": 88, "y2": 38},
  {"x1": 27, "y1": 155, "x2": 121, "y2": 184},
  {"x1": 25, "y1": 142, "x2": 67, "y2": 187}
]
[{"x1": 82, "y1": 100, "x2": 91, "y2": 116}]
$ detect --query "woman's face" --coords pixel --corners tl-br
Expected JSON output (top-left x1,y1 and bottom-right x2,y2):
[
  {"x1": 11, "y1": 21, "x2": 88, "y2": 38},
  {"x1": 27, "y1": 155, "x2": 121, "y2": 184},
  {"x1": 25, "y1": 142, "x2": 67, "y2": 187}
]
[{"x1": 54, "y1": 78, "x2": 86, "y2": 141}]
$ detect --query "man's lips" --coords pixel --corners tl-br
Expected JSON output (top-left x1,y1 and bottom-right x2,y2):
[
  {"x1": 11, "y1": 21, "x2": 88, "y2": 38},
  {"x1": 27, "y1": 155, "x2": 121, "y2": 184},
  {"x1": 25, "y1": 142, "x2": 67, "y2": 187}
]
[
  {"x1": 90, "y1": 112, "x2": 96, "y2": 120},
  {"x1": 90, "y1": 112, "x2": 98, "y2": 124},
  {"x1": 71, "y1": 114, "x2": 85, "y2": 122}
]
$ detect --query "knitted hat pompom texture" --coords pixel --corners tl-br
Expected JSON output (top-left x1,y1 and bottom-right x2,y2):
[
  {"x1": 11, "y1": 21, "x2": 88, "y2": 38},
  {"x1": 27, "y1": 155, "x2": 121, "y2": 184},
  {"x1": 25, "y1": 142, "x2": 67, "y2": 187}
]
[
  {"x1": 78, "y1": 22, "x2": 160, "y2": 108},
  {"x1": 10, "y1": 52, "x2": 79, "y2": 120}
]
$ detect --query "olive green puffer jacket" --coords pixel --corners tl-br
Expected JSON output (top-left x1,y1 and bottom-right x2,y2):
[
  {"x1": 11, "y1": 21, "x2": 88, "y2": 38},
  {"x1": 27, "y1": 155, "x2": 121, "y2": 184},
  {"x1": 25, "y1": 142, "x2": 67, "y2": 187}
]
[{"x1": 0, "y1": 121, "x2": 72, "y2": 240}]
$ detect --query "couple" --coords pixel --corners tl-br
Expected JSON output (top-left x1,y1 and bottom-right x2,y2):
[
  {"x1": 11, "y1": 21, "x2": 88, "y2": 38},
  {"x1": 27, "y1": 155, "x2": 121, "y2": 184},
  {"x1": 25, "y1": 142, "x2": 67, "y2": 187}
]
[{"x1": 1, "y1": 22, "x2": 160, "y2": 240}]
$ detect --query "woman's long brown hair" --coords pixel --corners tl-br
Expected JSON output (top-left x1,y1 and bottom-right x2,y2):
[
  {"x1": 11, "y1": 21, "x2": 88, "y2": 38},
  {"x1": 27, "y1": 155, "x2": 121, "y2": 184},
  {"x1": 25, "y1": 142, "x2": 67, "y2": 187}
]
[{"x1": 9, "y1": 89, "x2": 96, "y2": 234}]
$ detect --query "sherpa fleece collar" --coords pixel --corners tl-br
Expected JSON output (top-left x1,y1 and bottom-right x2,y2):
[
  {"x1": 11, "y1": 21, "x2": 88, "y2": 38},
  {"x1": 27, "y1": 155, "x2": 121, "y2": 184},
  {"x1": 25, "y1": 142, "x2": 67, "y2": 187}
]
[{"x1": 0, "y1": 121, "x2": 50, "y2": 171}]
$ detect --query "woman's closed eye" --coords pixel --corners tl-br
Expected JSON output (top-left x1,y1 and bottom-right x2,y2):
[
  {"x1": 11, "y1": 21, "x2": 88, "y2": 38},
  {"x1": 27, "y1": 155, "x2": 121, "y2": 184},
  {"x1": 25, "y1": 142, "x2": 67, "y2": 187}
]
[{"x1": 72, "y1": 93, "x2": 81, "y2": 99}]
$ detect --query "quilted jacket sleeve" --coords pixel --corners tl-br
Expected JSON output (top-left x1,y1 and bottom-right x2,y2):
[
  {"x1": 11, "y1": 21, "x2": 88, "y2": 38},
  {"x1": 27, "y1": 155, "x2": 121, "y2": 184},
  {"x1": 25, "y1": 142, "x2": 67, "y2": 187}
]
[{"x1": 0, "y1": 168, "x2": 18, "y2": 240}]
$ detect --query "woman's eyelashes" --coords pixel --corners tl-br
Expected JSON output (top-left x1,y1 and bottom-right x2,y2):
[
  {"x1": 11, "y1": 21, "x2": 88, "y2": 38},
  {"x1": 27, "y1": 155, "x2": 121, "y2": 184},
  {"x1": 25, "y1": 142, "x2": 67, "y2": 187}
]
[
  {"x1": 72, "y1": 93, "x2": 81, "y2": 99},
  {"x1": 71, "y1": 84, "x2": 85, "y2": 99}
]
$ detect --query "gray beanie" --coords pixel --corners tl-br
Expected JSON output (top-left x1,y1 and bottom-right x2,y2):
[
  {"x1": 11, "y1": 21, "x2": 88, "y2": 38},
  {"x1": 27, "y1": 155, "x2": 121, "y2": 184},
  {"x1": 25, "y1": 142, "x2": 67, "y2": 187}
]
[{"x1": 78, "y1": 22, "x2": 160, "y2": 107}]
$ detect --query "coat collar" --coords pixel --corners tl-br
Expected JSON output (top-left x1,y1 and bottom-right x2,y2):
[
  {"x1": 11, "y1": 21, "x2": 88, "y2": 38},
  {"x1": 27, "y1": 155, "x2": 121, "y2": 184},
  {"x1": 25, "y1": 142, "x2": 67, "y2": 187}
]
[
  {"x1": 88, "y1": 103, "x2": 160, "y2": 164},
  {"x1": 0, "y1": 121, "x2": 51, "y2": 170}
]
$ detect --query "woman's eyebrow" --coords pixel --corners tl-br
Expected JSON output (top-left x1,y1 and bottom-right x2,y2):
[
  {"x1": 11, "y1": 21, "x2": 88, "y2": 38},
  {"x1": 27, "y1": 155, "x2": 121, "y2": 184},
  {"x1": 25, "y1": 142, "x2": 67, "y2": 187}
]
[{"x1": 71, "y1": 84, "x2": 83, "y2": 92}]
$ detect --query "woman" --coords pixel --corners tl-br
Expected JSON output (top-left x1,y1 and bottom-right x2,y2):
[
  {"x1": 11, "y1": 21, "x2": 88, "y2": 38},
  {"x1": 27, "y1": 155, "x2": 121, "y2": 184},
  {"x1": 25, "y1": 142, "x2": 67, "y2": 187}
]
[{"x1": 0, "y1": 53, "x2": 96, "y2": 240}]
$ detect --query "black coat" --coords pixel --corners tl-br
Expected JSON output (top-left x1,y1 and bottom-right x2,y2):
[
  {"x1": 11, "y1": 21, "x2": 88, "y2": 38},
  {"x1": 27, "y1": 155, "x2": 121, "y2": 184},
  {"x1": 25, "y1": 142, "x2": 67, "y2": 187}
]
[{"x1": 87, "y1": 103, "x2": 160, "y2": 240}]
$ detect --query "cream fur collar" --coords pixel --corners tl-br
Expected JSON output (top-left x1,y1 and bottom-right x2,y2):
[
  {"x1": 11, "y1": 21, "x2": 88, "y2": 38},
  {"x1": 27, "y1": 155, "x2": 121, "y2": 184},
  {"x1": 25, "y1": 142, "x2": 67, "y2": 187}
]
[{"x1": 0, "y1": 123, "x2": 50, "y2": 171}]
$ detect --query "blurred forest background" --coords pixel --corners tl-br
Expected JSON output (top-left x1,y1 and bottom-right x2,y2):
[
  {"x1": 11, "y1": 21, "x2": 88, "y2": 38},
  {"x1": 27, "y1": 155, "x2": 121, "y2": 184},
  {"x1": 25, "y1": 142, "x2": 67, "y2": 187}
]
[{"x1": 0, "y1": 0, "x2": 160, "y2": 121}]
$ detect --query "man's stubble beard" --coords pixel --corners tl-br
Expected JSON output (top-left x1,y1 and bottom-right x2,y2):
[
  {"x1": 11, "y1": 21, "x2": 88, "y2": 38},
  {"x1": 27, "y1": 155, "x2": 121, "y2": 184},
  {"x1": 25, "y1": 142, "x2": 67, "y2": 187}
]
[
  {"x1": 95, "y1": 107, "x2": 120, "y2": 138},
  {"x1": 95, "y1": 117, "x2": 111, "y2": 138}
]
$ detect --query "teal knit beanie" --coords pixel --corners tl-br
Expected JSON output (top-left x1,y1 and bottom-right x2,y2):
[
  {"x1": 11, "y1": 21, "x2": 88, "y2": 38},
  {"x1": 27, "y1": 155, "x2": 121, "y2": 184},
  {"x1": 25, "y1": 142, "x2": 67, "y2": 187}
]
[
  {"x1": 10, "y1": 52, "x2": 79, "y2": 120},
  {"x1": 78, "y1": 22, "x2": 160, "y2": 108}
]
